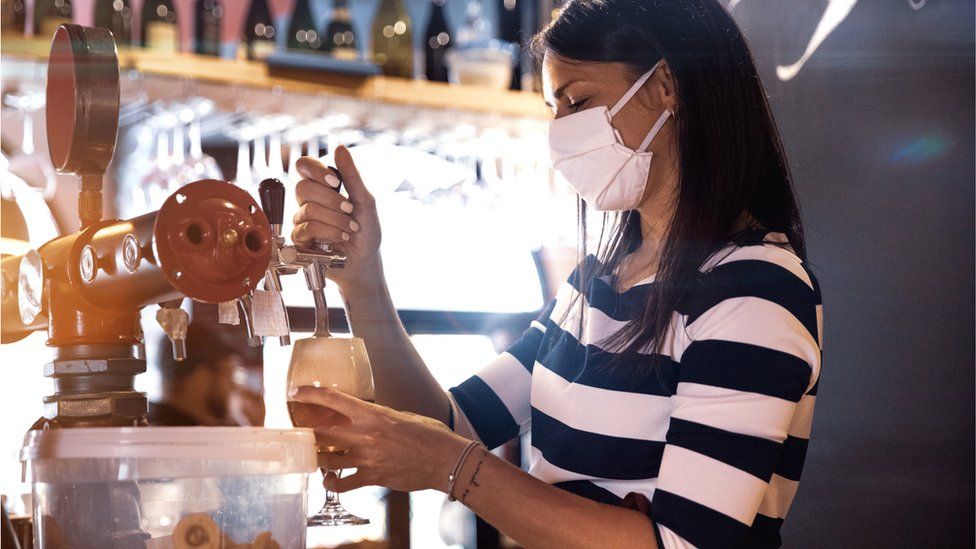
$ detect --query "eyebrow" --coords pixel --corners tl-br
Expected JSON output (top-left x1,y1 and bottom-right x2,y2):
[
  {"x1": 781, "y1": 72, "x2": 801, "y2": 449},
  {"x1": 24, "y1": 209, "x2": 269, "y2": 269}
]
[{"x1": 544, "y1": 78, "x2": 582, "y2": 108}]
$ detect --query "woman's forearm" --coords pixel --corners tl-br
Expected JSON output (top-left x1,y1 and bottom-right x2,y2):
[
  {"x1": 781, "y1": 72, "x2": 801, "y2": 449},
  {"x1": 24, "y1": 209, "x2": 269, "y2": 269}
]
[
  {"x1": 339, "y1": 260, "x2": 450, "y2": 423},
  {"x1": 443, "y1": 442, "x2": 659, "y2": 549}
]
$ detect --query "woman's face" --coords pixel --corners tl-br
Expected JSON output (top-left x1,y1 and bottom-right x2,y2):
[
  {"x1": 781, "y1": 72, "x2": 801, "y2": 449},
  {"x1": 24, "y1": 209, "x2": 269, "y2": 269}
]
[{"x1": 542, "y1": 53, "x2": 679, "y2": 209}]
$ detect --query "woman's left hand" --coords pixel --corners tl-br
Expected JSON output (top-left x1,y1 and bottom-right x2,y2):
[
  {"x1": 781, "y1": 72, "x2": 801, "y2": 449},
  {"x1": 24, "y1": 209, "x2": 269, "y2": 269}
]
[{"x1": 289, "y1": 386, "x2": 471, "y2": 494}]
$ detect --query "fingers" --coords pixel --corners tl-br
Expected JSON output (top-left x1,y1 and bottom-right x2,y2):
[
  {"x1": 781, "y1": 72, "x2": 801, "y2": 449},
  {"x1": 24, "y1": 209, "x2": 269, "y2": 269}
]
[
  {"x1": 334, "y1": 146, "x2": 373, "y2": 205},
  {"x1": 293, "y1": 221, "x2": 350, "y2": 246},
  {"x1": 290, "y1": 386, "x2": 370, "y2": 418},
  {"x1": 311, "y1": 427, "x2": 367, "y2": 451},
  {"x1": 295, "y1": 178, "x2": 354, "y2": 213},
  {"x1": 296, "y1": 156, "x2": 342, "y2": 189},
  {"x1": 293, "y1": 202, "x2": 359, "y2": 236},
  {"x1": 325, "y1": 470, "x2": 374, "y2": 493},
  {"x1": 316, "y1": 449, "x2": 359, "y2": 470}
]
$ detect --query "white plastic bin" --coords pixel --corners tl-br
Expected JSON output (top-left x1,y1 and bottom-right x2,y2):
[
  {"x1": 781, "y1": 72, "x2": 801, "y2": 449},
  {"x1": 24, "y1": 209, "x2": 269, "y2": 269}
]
[{"x1": 21, "y1": 427, "x2": 317, "y2": 548}]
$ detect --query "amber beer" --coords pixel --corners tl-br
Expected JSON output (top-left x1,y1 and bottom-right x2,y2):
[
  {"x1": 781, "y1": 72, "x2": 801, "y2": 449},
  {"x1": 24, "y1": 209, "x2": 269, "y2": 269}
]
[
  {"x1": 288, "y1": 399, "x2": 375, "y2": 454},
  {"x1": 286, "y1": 336, "x2": 376, "y2": 454}
]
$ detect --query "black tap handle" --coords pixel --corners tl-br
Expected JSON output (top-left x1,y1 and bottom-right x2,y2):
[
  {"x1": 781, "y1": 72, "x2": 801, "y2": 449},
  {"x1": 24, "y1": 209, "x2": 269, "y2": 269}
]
[
  {"x1": 258, "y1": 178, "x2": 285, "y2": 225},
  {"x1": 328, "y1": 166, "x2": 344, "y2": 193}
]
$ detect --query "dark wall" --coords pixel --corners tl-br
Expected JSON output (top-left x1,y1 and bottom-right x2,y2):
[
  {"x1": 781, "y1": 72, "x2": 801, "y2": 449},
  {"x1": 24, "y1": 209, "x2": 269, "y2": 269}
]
[{"x1": 729, "y1": 1, "x2": 974, "y2": 546}]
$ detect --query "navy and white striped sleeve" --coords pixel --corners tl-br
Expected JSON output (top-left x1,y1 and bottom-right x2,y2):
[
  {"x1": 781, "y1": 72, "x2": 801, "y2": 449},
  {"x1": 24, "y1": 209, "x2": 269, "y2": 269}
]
[
  {"x1": 448, "y1": 299, "x2": 556, "y2": 449},
  {"x1": 650, "y1": 252, "x2": 823, "y2": 548}
]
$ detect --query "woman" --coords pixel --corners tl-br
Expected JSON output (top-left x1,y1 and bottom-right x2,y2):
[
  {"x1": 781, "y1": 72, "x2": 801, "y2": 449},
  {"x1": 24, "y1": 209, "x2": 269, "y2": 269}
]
[{"x1": 288, "y1": 0, "x2": 823, "y2": 547}]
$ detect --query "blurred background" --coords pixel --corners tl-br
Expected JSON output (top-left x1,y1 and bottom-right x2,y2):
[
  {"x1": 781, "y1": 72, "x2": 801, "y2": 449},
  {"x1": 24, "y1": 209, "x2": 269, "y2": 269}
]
[{"x1": 1, "y1": 0, "x2": 973, "y2": 547}]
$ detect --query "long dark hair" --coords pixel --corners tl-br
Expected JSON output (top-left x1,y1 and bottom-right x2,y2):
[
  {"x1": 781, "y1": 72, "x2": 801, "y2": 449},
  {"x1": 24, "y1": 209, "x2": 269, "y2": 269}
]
[{"x1": 534, "y1": 0, "x2": 806, "y2": 365}]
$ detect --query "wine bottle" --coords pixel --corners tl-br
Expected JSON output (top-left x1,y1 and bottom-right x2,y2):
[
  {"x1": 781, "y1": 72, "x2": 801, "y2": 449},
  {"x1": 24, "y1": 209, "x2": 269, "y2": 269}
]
[
  {"x1": 195, "y1": 0, "x2": 222, "y2": 56},
  {"x1": 2, "y1": 0, "x2": 27, "y2": 33},
  {"x1": 94, "y1": 0, "x2": 133, "y2": 44},
  {"x1": 286, "y1": 0, "x2": 320, "y2": 51},
  {"x1": 319, "y1": 0, "x2": 358, "y2": 60},
  {"x1": 0, "y1": 0, "x2": 11, "y2": 31},
  {"x1": 371, "y1": 0, "x2": 413, "y2": 78},
  {"x1": 34, "y1": 0, "x2": 72, "y2": 38},
  {"x1": 423, "y1": 0, "x2": 451, "y2": 82},
  {"x1": 14, "y1": 0, "x2": 27, "y2": 33},
  {"x1": 141, "y1": 0, "x2": 178, "y2": 51},
  {"x1": 242, "y1": 0, "x2": 276, "y2": 61}
]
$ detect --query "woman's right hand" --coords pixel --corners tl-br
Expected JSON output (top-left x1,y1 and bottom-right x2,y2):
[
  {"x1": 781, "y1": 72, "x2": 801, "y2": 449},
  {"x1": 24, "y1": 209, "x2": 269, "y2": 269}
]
[{"x1": 292, "y1": 145, "x2": 383, "y2": 293}]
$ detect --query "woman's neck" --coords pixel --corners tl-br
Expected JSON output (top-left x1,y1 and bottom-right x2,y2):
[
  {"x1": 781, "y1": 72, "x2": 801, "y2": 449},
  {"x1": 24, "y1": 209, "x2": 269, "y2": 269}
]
[{"x1": 613, "y1": 174, "x2": 676, "y2": 290}]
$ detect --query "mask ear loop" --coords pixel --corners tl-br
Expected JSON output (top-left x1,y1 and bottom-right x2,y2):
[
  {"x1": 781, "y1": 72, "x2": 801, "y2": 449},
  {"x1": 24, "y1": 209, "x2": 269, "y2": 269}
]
[
  {"x1": 608, "y1": 60, "x2": 663, "y2": 118},
  {"x1": 638, "y1": 108, "x2": 673, "y2": 152}
]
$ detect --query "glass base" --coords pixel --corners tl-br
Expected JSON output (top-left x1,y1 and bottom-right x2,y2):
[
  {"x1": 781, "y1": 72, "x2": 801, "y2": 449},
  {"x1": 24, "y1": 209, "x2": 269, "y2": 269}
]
[{"x1": 308, "y1": 501, "x2": 370, "y2": 527}]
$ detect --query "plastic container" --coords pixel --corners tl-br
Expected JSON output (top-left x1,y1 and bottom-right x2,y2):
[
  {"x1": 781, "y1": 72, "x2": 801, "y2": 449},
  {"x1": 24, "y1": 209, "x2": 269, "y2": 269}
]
[
  {"x1": 446, "y1": 40, "x2": 517, "y2": 90},
  {"x1": 21, "y1": 427, "x2": 317, "y2": 548}
]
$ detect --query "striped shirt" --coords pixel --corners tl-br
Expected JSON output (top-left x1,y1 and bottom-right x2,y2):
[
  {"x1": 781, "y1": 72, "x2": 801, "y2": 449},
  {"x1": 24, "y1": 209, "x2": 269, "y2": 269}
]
[{"x1": 448, "y1": 228, "x2": 823, "y2": 548}]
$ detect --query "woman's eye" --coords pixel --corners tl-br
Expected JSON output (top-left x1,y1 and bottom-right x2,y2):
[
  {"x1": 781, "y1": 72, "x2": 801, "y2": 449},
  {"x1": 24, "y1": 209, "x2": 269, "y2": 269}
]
[{"x1": 569, "y1": 98, "x2": 588, "y2": 111}]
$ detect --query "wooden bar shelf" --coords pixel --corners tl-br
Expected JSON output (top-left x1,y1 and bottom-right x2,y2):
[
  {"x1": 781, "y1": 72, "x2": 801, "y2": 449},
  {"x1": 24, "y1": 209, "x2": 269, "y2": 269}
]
[{"x1": 1, "y1": 35, "x2": 549, "y2": 120}]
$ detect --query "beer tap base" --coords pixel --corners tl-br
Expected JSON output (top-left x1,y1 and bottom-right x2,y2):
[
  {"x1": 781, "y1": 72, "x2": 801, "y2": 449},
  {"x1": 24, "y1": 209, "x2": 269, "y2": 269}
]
[{"x1": 33, "y1": 344, "x2": 149, "y2": 429}]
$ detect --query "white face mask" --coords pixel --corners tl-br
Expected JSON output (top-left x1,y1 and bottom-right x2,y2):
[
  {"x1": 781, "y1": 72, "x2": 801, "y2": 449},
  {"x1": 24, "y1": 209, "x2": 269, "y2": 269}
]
[{"x1": 548, "y1": 61, "x2": 673, "y2": 212}]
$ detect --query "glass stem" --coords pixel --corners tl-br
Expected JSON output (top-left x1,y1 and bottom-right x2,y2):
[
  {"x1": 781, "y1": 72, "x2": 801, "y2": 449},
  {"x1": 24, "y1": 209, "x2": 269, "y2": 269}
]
[
  {"x1": 324, "y1": 468, "x2": 341, "y2": 505},
  {"x1": 289, "y1": 142, "x2": 301, "y2": 179},
  {"x1": 22, "y1": 110, "x2": 34, "y2": 155},
  {"x1": 172, "y1": 125, "x2": 185, "y2": 165},
  {"x1": 236, "y1": 140, "x2": 252, "y2": 186},
  {"x1": 190, "y1": 120, "x2": 203, "y2": 160}
]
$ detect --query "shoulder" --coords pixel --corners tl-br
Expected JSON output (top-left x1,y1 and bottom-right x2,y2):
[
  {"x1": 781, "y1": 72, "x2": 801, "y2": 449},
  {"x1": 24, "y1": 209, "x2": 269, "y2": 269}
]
[
  {"x1": 699, "y1": 231, "x2": 818, "y2": 292},
  {"x1": 684, "y1": 231, "x2": 822, "y2": 349}
]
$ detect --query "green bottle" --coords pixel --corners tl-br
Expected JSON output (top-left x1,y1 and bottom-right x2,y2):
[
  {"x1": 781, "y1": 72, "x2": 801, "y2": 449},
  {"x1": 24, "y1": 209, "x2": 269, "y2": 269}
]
[{"x1": 371, "y1": 0, "x2": 413, "y2": 78}]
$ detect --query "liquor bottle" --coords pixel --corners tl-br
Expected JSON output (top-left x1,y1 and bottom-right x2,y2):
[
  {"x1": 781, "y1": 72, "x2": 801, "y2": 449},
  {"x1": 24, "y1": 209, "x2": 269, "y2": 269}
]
[
  {"x1": 286, "y1": 0, "x2": 320, "y2": 51},
  {"x1": 141, "y1": 0, "x2": 178, "y2": 51},
  {"x1": 496, "y1": 0, "x2": 522, "y2": 89},
  {"x1": 34, "y1": 0, "x2": 72, "y2": 37},
  {"x1": 319, "y1": 0, "x2": 358, "y2": 60},
  {"x1": 195, "y1": 0, "x2": 222, "y2": 56},
  {"x1": 243, "y1": 0, "x2": 276, "y2": 61},
  {"x1": 371, "y1": 0, "x2": 413, "y2": 78},
  {"x1": 423, "y1": 0, "x2": 451, "y2": 82},
  {"x1": 456, "y1": 0, "x2": 490, "y2": 47},
  {"x1": 94, "y1": 0, "x2": 133, "y2": 44}
]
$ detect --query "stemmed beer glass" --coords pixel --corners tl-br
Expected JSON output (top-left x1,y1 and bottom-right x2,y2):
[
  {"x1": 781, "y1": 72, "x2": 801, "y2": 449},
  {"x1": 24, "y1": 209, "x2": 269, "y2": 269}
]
[{"x1": 285, "y1": 256, "x2": 374, "y2": 526}]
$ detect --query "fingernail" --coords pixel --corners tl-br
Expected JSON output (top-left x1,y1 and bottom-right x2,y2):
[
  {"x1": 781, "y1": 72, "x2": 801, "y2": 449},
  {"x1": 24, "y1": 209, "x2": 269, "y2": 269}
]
[
  {"x1": 340, "y1": 201, "x2": 354, "y2": 213},
  {"x1": 341, "y1": 232, "x2": 350, "y2": 241},
  {"x1": 325, "y1": 174, "x2": 341, "y2": 188},
  {"x1": 287, "y1": 387, "x2": 298, "y2": 397},
  {"x1": 349, "y1": 220, "x2": 360, "y2": 232}
]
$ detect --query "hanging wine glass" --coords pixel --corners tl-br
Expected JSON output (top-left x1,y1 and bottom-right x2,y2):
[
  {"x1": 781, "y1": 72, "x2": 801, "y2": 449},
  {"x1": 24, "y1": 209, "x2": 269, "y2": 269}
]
[
  {"x1": 163, "y1": 105, "x2": 198, "y2": 191},
  {"x1": 250, "y1": 121, "x2": 271, "y2": 184},
  {"x1": 283, "y1": 122, "x2": 321, "y2": 183},
  {"x1": 183, "y1": 97, "x2": 223, "y2": 180},
  {"x1": 4, "y1": 89, "x2": 58, "y2": 200},
  {"x1": 265, "y1": 114, "x2": 293, "y2": 179},
  {"x1": 138, "y1": 110, "x2": 175, "y2": 210}
]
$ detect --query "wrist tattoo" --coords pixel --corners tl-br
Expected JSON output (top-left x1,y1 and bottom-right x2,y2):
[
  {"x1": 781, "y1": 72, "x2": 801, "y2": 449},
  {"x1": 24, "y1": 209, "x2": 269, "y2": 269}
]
[{"x1": 460, "y1": 448, "x2": 488, "y2": 503}]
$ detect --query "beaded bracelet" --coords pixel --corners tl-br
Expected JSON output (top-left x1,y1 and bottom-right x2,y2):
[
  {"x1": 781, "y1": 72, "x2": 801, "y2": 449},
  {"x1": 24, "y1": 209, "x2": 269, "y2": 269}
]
[{"x1": 447, "y1": 440, "x2": 482, "y2": 502}]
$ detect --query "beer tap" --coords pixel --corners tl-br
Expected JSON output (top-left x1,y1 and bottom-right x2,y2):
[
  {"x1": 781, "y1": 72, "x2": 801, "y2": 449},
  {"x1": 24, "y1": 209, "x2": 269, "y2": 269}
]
[
  {"x1": 237, "y1": 292, "x2": 264, "y2": 348},
  {"x1": 0, "y1": 24, "x2": 274, "y2": 429},
  {"x1": 257, "y1": 176, "x2": 346, "y2": 335},
  {"x1": 259, "y1": 178, "x2": 295, "y2": 346},
  {"x1": 280, "y1": 242, "x2": 346, "y2": 334}
]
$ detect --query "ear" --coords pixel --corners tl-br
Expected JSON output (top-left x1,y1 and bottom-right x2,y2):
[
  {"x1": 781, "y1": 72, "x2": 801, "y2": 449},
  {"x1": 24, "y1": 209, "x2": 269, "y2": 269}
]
[{"x1": 639, "y1": 60, "x2": 678, "y2": 112}]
